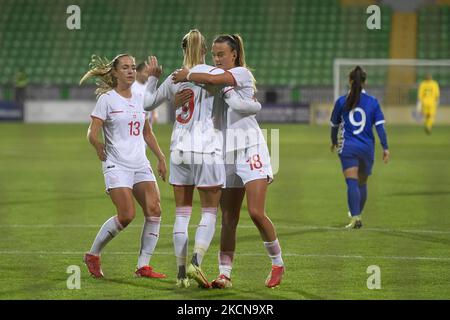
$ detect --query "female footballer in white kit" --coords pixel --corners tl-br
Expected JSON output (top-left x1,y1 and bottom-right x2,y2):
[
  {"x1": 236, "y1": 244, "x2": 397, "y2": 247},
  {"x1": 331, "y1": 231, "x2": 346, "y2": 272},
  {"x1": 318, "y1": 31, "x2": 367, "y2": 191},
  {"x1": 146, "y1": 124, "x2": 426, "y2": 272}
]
[
  {"x1": 79, "y1": 54, "x2": 167, "y2": 279},
  {"x1": 143, "y1": 29, "x2": 226, "y2": 288},
  {"x1": 173, "y1": 34, "x2": 285, "y2": 288},
  {"x1": 144, "y1": 29, "x2": 261, "y2": 288}
]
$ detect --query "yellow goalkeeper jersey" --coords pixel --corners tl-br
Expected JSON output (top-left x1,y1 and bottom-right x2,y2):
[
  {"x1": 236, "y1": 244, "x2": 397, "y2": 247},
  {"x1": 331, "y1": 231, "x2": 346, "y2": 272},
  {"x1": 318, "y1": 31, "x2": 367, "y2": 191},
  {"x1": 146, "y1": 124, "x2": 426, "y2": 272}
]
[{"x1": 418, "y1": 79, "x2": 440, "y2": 105}]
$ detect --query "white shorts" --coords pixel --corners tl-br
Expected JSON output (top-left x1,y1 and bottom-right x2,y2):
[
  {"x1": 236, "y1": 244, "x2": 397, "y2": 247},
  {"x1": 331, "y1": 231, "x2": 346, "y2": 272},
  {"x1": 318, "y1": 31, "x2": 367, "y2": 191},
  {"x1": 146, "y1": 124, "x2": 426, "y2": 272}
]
[
  {"x1": 225, "y1": 144, "x2": 273, "y2": 188},
  {"x1": 169, "y1": 150, "x2": 225, "y2": 188},
  {"x1": 103, "y1": 165, "x2": 156, "y2": 191}
]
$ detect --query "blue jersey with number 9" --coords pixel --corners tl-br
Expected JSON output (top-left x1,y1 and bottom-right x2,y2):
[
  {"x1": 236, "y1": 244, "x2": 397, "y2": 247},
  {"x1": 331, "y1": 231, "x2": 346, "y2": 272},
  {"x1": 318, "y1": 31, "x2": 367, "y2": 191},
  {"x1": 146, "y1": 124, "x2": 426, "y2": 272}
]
[{"x1": 330, "y1": 91, "x2": 385, "y2": 155}]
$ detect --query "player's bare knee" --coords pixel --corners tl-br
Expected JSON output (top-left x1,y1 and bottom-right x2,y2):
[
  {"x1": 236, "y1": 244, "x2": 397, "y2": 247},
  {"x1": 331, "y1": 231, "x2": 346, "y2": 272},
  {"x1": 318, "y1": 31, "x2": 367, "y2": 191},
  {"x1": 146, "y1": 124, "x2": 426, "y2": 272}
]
[
  {"x1": 146, "y1": 201, "x2": 161, "y2": 217},
  {"x1": 118, "y1": 210, "x2": 135, "y2": 227},
  {"x1": 120, "y1": 217, "x2": 134, "y2": 227},
  {"x1": 222, "y1": 215, "x2": 239, "y2": 230},
  {"x1": 248, "y1": 209, "x2": 265, "y2": 225}
]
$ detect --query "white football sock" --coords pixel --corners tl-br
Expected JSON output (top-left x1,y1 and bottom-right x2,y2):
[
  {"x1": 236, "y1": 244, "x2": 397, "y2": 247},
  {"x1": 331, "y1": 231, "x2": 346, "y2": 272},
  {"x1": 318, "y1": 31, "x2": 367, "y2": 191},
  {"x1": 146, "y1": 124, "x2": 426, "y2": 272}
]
[
  {"x1": 218, "y1": 251, "x2": 234, "y2": 279},
  {"x1": 173, "y1": 207, "x2": 192, "y2": 275},
  {"x1": 89, "y1": 216, "x2": 124, "y2": 256},
  {"x1": 137, "y1": 216, "x2": 161, "y2": 268},
  {"x1": 193, "y1": 207, "x2": 218, "y2": 266},
  {"x1": 263, "y1": 238, "x2": 284, "y2": 266}
]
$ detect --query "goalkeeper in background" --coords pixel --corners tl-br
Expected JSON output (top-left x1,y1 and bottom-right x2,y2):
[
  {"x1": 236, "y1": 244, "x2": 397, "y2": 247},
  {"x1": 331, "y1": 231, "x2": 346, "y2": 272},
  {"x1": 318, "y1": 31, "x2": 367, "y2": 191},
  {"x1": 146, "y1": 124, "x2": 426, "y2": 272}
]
[{"x1": 417, "y1": 74, "x2": 440, "y2": 134}]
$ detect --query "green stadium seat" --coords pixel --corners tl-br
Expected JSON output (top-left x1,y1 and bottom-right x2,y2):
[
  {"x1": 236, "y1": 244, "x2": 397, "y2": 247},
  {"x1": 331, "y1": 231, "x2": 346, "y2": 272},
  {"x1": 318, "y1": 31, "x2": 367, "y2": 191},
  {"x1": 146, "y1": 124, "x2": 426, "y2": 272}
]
[{"x1": 0, "y1": 0, "x2": 396, "y2": 86}]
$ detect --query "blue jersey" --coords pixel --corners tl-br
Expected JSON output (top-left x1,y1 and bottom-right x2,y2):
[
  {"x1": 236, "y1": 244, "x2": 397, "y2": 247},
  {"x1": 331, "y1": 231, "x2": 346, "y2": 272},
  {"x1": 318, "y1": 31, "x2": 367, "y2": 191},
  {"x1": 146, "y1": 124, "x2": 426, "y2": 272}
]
[{"x1": 330, "y1": 92, "x2": 386, "y2": 155}]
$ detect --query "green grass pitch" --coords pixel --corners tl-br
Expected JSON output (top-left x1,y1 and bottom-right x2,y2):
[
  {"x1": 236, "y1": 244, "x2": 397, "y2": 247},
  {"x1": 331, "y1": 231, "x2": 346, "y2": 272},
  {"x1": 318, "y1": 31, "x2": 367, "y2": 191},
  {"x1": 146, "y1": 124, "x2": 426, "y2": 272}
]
[{"x1": 0, "y1": 123, "x2": 449, "y2": 300}]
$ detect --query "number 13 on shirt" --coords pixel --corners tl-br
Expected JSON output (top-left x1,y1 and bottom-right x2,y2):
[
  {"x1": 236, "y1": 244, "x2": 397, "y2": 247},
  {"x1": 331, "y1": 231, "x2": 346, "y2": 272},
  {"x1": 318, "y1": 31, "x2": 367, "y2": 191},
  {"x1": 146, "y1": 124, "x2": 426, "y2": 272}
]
[{"x1": 128, "y1": 121, "x2": 141, "y2": 136}]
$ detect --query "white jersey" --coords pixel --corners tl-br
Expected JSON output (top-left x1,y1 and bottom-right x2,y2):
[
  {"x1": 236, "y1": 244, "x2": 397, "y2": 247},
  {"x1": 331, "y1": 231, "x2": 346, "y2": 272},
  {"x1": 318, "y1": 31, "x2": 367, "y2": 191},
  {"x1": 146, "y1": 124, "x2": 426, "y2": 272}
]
[
  {"x1": 131, "y1": 80, "x2": 147, "y2": 95},
  {"x1": 144, "y1": 64, "x2": 224, "y2": 153},
  {"x1": 132, "y1": 80, "x2": 155, "y2": 125},
  {"x1": 91, "y1": 89, "x2": 150, "y2": 171},
  {"x1": 214, "y1": 67, "x2": 267, "y2": 152}
]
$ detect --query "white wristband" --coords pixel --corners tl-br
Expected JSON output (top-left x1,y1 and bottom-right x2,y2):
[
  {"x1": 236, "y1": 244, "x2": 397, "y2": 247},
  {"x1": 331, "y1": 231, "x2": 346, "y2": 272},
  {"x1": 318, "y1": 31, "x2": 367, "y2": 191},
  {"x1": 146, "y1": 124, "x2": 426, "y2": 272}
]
[{"x1": 187, "y1": 70, "x2": 192, "y2": 81}]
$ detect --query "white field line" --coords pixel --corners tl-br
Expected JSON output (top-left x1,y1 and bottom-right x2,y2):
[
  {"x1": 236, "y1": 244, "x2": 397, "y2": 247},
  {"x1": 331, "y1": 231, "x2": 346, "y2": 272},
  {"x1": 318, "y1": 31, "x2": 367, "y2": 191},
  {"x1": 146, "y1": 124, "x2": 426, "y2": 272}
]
[
  {"x1": 0, "y1": 250, "x2": 448, "y2": 262},
  {"x1": 0, "y1": 224, "x2": 449, "y2": 235}
]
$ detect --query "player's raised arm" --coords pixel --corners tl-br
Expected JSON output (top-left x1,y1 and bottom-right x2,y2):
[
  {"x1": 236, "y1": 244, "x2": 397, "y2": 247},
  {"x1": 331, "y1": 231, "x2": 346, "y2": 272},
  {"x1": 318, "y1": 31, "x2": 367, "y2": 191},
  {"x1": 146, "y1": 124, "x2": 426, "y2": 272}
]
[{"x1": 143, "y1": 56, "x2": 171, "y2": 111}]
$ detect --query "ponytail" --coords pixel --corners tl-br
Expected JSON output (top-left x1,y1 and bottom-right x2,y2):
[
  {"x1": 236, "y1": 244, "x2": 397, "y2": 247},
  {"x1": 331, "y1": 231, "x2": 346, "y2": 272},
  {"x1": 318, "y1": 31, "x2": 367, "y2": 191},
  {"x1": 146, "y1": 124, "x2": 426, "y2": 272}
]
[
  {"x1": 231, "y1": 34, "x2": 246, "y2": 68},
  {"x1": 213, "y1": 33, "x2": 256, "y2": 90},
  {"x1": 213, "y1": 34, "x2": 247, "y2": 68},
  {"x1": 79, "y1": 53, "x2": 132, "y2": 98},
  {"x1": 182, "y1": 29, "x2": 207, "y2": 69},
  {"x1": 344, "y1": 66, "x2": 366, "y2": 111}
]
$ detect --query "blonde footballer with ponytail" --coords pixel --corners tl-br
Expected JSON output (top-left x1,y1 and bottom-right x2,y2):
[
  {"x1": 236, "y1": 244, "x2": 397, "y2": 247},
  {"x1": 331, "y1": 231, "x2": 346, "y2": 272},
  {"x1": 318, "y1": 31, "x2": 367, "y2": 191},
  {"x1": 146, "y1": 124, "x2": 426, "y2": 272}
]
[
  {"x1": 143, "y1": 29, "x2": 232, "y2": 289},
  {"x1": 182, "y1": 29, "x2": 207, "y2": 69},
  {"x1": 81, "y1": 51, "x2": 168, "y2": 280},
  {"x1": 80, "y1": 53, "x2": 133, "y2": 98}
]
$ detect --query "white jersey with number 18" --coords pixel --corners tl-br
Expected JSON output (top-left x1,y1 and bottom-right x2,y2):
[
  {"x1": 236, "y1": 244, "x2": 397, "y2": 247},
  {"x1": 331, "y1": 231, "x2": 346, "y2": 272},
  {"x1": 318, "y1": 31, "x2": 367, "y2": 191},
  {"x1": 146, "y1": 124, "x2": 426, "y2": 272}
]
[{"x1": 215, "y1": 66, "x2": 267, "y2": 152}]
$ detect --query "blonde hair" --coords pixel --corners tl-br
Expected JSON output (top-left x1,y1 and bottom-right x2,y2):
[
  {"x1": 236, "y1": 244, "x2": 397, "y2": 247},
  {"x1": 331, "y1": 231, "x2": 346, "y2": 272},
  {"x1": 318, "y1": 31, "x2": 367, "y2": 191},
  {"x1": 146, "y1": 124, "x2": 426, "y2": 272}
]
[
  {"x1": 79, "y1": 53, "x2": 133, "y2": 98},
  {"x1": 182, "y1": 29, "x2": 207, "y2": 69}
]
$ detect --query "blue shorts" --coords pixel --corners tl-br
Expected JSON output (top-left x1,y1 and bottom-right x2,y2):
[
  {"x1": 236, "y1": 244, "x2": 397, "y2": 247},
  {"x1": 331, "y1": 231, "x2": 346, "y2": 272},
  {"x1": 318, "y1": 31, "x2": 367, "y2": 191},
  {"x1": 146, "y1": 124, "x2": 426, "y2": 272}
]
[{"x1": 339, "y1": 151, "x2": 374, "y2": 176}]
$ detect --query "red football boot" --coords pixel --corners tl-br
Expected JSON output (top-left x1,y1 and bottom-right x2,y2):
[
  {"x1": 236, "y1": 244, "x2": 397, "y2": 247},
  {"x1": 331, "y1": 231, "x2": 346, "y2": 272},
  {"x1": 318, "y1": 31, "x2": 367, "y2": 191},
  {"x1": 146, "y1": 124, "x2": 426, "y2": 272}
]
[
  {"x1": 135, "y1": 265, "x2": 167, "y2": 279},
  {"x1": 83, "y1": 253, "x2": 104, "y2": 278},
  {"x1": 265, "y1": 265, "x2": 285, "y2": 288},
  {"x1": 211, "y1": 274, "x2": 232, "y2": 289}
]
